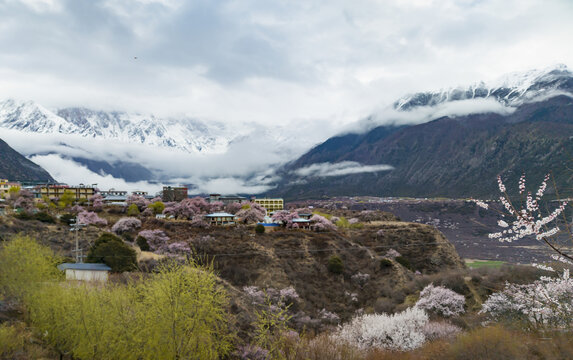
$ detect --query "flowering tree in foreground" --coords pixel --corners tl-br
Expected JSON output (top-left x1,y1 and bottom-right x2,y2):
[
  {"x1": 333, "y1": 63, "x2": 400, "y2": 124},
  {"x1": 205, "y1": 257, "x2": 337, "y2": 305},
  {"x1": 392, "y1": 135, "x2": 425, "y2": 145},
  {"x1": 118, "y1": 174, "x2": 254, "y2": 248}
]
[
  {"x1": 475, "y1": 174, "x2": 573, "y2": 329},
  {"x1": 236, "y1": 203, "x2": 266, "y2": 224},
  {"x1": 415, "y1": 284, "x2": 465, "y2": 317},
  {"x1": 473, "y1": 174, "x2": 568, "y2": 257},
  {"x1": 335, "y1": 307, "x2": 429, "y2": 351}
]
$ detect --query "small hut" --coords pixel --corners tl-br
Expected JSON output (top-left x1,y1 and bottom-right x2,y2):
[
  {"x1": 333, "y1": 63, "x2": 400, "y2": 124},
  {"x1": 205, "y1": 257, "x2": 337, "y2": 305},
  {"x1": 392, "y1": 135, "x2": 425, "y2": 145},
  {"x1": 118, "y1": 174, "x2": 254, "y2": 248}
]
[{"x1": 57, "y1": 263, "x2": 112, "y2": 282}]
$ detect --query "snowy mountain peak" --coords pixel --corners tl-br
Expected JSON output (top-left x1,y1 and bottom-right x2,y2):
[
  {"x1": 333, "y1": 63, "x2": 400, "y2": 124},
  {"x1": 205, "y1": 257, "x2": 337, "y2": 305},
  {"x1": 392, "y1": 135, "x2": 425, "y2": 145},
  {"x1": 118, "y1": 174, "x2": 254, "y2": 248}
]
[
  {"x1": 0, "y1": 100, "x2": 234, "y2": 153},
  {"x1": 394, "y1": 64, "x2": 573, "y2": 111}
]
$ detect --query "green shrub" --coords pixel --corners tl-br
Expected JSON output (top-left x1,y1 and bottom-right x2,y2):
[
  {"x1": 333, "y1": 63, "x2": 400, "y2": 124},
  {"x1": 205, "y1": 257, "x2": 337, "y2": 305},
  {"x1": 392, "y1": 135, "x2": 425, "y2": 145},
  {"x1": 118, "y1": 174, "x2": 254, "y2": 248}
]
[
  {"x1": 60, "y1": 213, "x2": 75, "y2": 225},
  {"x1": 87, "y1": 233, "x2": 137, "y2": 272},
  {"x1": 0, "y1": 323, "x2": 23, "y2": 357},
  {"x1": 395, "y1": 256, "x2": 412, "y2": 270},
  {"x1": 14, "y1": 212, "x2": 34, "y2": 220},
  {"x1": 122, "y1": 233, "x2": 134, "y2": 243},
  {"x1": 255, "y1": 224, "x2": 265, "y2": 234},
  {"x1": 136, "y1": 235, "x2": 150, "y2": 251},
  {"x1": 380, "y1": 258, "x2": 393, "y2": 269},
  {"x1": 149, "y1": 201, "x2": 165, "y2": 215},
  {"x1": 127, "y1": 204, "x2": 140, "y2": 216},
  {"x1": 34, "y1": 211, "x2": 56, "y2": 223},
  {"x1": 328, "y1": 255, "x2": 344, "y2": 274}
]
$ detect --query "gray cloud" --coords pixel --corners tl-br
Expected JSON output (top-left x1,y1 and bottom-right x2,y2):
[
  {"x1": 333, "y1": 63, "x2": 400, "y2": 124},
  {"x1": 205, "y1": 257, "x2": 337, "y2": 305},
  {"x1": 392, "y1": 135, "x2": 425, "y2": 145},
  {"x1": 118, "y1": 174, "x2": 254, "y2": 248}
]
[{"x1": 0, "y1": 0, "x2": 571, "y2": 125}]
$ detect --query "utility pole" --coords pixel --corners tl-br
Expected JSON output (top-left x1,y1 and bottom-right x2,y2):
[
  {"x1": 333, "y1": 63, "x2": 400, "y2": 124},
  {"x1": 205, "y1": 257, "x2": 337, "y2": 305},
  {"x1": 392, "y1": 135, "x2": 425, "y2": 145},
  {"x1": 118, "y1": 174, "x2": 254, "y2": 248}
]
[{"x1": 70, "y1": 217, "x2": 87, "y2": 263}]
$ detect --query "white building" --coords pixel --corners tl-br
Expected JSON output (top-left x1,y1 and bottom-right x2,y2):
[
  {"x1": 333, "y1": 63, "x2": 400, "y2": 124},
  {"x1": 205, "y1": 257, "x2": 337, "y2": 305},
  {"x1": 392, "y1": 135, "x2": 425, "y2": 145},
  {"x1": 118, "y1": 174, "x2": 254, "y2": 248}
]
[{"x1": 57, "y1": 263, "x2": 112, "y2": 282}]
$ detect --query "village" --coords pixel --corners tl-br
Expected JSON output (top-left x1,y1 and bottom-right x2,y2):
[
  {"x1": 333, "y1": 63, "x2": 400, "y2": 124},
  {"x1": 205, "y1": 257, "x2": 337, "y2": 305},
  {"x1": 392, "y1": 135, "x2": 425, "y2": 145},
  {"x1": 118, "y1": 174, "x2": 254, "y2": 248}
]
[{"x1": 0, "y1": 178, "x2": 340, "y2": 282}]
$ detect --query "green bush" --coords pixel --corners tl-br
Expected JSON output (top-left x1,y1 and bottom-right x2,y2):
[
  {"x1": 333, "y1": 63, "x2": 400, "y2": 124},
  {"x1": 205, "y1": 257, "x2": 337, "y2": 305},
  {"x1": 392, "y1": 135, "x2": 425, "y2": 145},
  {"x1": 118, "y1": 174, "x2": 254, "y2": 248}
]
[
  {"x1": 255, "y1": 223, "x2": 265, "y2": 234},
  {"x1": 34, "y1": 211, "x2": 56, "y2": 223},
  {"x1": 328, "y1": 255, "x2": 344, "y2": 274},
  {"x1": 149, "y1": 201, "x2": 165, "y2": 215},
  {"x1": 127, "y1": 204, "x2": 140, "y2": 216},
  {"x1": 380, "y1": 258, "x2": 393, "y2": 269},
  {"x1": 395, "y1": 256, "x2": 412, "y2": 270},
  {"x1": 14, "y1": 212, "x2": 34, "y2": 220},
  {"x1": 60, "y1": 213, "x2": 75, "y2": 225},
  {"x1": 136, "y1": 235, "x2": 150, "y2": 251},
  {"x1": 87, "y1": 233, "x2": 137, "y2": 272}
]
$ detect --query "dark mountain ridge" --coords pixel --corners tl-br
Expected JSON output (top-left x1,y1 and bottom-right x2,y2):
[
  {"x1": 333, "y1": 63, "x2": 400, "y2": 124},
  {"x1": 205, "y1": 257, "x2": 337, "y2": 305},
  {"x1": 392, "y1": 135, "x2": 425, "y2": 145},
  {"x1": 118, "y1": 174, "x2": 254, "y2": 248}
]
[
  {"x1": 275, "y1": 94, "x2": 573, "y2": 200},
  {"x1": 0, "y1": 138, "x2": 56, "y2": 182}
]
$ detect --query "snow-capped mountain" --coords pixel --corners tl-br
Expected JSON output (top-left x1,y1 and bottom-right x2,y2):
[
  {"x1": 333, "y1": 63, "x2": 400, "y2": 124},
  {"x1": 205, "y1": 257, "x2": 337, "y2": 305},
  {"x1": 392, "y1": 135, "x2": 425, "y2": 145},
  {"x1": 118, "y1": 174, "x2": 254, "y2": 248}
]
[
  {"x1": 0, "y1": 99, "x2": 234, "y2": 153},
  {"x1": 394, "y1": 64, "x2": 573, "y2": 111}
]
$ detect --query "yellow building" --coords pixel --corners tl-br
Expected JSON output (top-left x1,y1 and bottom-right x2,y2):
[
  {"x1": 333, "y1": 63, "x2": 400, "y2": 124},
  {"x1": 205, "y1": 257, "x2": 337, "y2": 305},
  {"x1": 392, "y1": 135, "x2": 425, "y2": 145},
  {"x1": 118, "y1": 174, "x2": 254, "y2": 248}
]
[
  {"x1": 37, "y1": 185, "x2": 95, "y2": 201},
  {"x1": 0, "y1": 179, "x2": 21, "y2": 197},
  {"x1": 253, "y1": 198, "x2": 284, "y2": 213}
]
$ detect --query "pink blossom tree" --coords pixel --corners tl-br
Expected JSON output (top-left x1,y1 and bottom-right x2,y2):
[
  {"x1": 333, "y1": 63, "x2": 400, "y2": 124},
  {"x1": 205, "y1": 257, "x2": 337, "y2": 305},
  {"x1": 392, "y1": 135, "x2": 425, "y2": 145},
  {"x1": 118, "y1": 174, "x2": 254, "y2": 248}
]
[
  {"x1": 77, "y1": 210, "x2": 108, "y2": 226},
  {"x1": 111, "y1": 217, "x2": 142, "y2": 234},
  {"x1": 126, "y1": 195, "x2": 150, "y2": 210},
  {"x1": 224, "y1": 202, "x2": 243, "y2": 215},
  {"x1": 137, "y1": 229, "x2": 170, "y2": 252},
  {"x1": 271, "y1": 210, "x2": 299, "y2": 228},
  {"x1": 89, "y1": 194, "x2": 104, "y2": 212},
  {"x1": 236, "y1": 203, "x2": 266, "y2": 224},
  {"x1": 13, "y1": 195, "x2": 35, "y2": 214},
  {"x1": 309, "y1": 214, "x2": 336, "y2": 232},
  {"x1": 167, "y1": 241, "x2": 191, "y2": 255}
]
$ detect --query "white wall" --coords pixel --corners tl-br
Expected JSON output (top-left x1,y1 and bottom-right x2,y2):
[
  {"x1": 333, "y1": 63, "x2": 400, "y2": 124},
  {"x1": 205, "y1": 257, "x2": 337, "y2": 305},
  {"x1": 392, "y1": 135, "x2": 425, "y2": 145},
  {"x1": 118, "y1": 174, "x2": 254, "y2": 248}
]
[{"x1": 65, "y1": 269, "x2": 109, "y2": 282}]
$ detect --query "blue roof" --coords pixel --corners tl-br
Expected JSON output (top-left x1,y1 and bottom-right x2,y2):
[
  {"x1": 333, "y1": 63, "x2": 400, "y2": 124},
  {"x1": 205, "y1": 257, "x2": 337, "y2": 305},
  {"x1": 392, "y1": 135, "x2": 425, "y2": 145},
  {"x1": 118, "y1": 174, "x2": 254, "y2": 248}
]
[
  {"x1": 205, "y1": 212, "x2": 235, "y2": 217},
  {"x1": 57, "y1": 263, "x2": 111, "y2": 271},
  {"x1": 258, "y1": 223, "x2": 280, "y2": 227}
]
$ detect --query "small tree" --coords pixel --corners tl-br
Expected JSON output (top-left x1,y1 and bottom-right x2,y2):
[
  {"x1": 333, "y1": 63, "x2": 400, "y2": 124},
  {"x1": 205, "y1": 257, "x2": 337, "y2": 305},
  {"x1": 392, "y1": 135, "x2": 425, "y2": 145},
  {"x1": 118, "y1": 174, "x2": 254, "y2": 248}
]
[
  {"x1": 137, "y1": 229, "x2": 170, "y2": 253},
  {"x1": 127, "y1": 203, "x2": 140, "y2": 216},
  {"x1": 415, "y1": 284, "x2": 465, "y2": 317},
  {"x1": 148, "y1": 201, "x2": 165, "y2": 215},
  {"x1": 328, "y1": 255, "x2": 344, "y2": 274},
  {"x1": 255, "y1": 224, "x2": 265, "y2": 234},
  {"x1": 111, "y1": 217, "x2": 142, "y2": 235},
  {"x1": 87, "y1": 233, "x2": 137, "y2": 272},
  {"x1": 136, "y1": 236, "x2": 150, "y2": 251},
  {"x1": 77, "y1": 211, "x2": 107, "y2": 226}
]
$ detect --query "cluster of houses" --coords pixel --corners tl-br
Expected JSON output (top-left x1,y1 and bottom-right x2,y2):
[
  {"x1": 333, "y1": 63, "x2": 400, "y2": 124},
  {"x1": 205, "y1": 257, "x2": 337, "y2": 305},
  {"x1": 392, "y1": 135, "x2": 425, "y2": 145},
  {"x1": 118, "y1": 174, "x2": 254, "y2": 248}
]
[
  {"x1": 1, "y1": 179, "x2": 318, "y2": 282},
  {"x1": 0, "y1": 180, "x2": 296, "y2": 227}
]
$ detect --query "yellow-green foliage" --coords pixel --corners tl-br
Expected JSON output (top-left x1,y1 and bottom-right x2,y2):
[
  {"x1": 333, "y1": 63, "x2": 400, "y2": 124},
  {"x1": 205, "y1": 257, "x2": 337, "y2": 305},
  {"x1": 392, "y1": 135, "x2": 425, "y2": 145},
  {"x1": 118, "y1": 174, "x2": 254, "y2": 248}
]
[
  {"x1": 58, "y1": 189, "x2": 75, "y2": 209},
  {"x1": 0, "y1": 323, "x2": 23, "y2": 356},
  {"x1": 0, "y1": 235, "x2": 62, "y2": 300},
  {"x1": 312, "y1": 211, "x2": 332, "y2": 220},
  {"x1": 335, "y1": 217, "x2": 364, "y2": 229},
  {"x1": 0, "y1": 236, "x2": 232, "y2": 360}
]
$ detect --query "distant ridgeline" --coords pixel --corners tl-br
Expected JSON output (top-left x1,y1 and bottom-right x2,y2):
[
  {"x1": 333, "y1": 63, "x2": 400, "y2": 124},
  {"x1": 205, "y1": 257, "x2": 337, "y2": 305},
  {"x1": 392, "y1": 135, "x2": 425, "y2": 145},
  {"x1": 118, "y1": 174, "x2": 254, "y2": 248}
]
[
  {"x1": 274, "y1": 66, "x2": 573, "y2": 200},
  {"x1": 0, "y1": 138, "x2": 55, "y2": 182}
]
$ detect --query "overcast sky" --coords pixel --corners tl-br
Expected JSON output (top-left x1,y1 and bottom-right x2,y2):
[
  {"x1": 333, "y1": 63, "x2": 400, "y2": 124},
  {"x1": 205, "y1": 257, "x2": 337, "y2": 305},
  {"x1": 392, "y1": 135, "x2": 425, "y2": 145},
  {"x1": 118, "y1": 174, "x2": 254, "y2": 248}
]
[{"x1": 1, "y1": 0, "x2": 572, "y2": 127}]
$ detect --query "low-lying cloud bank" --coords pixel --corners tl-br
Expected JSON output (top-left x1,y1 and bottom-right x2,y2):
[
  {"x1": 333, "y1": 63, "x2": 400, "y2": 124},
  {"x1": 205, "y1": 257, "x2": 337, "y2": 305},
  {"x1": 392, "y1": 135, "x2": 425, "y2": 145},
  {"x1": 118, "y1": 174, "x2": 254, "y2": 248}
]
[{"x1": 294, "y1": 161, "x2": 394, "y2": 178}]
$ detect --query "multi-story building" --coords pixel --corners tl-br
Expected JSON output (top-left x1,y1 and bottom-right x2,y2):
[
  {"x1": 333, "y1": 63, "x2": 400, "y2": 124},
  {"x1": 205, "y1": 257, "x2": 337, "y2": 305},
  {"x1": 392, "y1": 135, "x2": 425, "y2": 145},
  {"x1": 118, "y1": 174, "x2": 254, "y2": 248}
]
[
  {"x1": 207, "y1": 194, "x2": 247, "y2": 204},
  {"x1": 162, "y1": 186, "x2": 188, "y2": 202},
  {"x1": 253, "y1": 198, "x2": 284, "y2": 213},
  {"x1": 0, "y1": 179, "x2": 21, "y2": 197},
  {"x1": 35, "y1": 184, "x2": 95, "y2": 201}
]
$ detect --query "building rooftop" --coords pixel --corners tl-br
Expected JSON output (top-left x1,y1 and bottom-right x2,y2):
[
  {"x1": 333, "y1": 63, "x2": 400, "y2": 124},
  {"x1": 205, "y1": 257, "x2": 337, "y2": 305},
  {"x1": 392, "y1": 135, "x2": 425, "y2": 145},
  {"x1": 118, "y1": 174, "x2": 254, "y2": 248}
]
[
  {"x1": 205, "y1": 212, "x2": 236, "y2": 217},
  {"x1": 57, "y1": 263, "x2": 112, "y2": 271}
]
